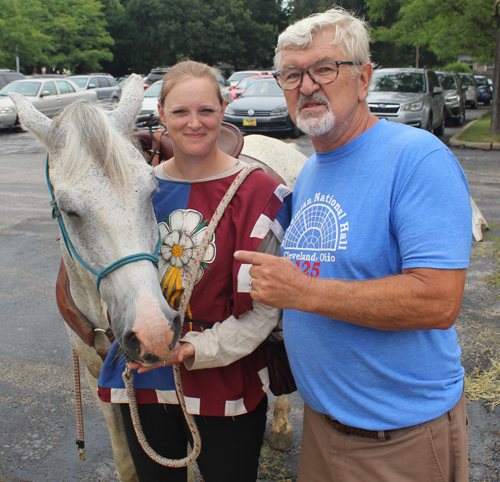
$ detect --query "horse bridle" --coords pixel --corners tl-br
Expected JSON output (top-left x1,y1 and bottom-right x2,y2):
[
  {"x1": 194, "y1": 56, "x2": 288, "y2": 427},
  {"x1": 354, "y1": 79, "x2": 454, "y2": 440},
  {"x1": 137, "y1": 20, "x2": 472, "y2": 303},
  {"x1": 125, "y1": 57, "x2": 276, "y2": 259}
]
[{"x1": 45, "y1": 154, "x2": 161, "y2": 292}]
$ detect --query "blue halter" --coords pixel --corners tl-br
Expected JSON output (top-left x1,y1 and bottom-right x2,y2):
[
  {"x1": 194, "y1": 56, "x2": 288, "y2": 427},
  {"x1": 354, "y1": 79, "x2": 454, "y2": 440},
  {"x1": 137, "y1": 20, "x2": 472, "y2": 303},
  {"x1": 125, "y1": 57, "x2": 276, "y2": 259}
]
[{"x1": 46, "y1": 154, "x2": 161, "y2": 292}]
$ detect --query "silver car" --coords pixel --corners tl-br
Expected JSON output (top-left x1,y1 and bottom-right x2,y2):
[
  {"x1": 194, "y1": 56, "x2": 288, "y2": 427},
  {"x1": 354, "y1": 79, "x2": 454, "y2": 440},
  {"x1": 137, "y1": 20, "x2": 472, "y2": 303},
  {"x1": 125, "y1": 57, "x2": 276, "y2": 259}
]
[
  {"x1": 458, "y1": 73, "x2": 478, "y2": 109},
  {"x1": 0, "y1": 78, "x2": 97, "y2": 129},
  {"x1": 436, "y1": 71, "x2": 466, "y2": 126},
  {"x1": 367, "y1": 68, "x2": 446, "y2": 136},
  {"x1": 69, "y1": 74, "x2": 121, "y2": 102}
]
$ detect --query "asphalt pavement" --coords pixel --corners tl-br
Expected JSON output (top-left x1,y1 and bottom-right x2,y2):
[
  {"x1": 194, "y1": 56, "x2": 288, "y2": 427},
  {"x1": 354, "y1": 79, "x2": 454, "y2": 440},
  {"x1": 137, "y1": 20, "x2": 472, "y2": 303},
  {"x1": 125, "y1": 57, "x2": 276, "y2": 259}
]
[{"x1": 1, "y1": 105, "x2": 500, "y2": 481}]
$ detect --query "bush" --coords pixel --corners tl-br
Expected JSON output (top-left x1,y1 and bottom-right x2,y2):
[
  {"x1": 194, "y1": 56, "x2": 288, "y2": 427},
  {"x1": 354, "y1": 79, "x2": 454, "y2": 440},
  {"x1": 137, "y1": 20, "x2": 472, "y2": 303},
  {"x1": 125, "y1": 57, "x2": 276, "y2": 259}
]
[{"x1": 441, "y1": 62, "x2": 472, "y2": 73}]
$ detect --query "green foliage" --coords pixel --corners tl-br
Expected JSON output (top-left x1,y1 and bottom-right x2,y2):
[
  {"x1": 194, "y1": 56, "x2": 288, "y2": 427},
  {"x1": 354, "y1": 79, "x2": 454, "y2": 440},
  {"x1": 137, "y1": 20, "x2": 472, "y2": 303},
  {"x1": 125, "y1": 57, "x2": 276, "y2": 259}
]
[
  {"x1": 0, "y1": 0, "x2": 113, "y2": 73},
  {"x1": 442, "y1": 62, "x2": 472, "y2": 73}
]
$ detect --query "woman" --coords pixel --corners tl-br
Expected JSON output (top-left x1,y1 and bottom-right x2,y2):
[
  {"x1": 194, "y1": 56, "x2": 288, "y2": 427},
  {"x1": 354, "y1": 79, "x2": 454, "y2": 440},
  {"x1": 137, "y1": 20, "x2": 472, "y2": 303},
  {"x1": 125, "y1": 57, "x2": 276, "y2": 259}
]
[{"x1": 98, "y1": 61, "x2": 291, "y2": 482}]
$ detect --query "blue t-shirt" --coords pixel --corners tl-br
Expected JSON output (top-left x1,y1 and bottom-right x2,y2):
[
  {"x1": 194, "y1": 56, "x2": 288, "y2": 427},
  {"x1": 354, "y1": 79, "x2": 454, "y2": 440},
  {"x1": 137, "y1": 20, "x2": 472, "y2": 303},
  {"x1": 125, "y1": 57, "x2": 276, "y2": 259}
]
[{"x1": 281, "y1": 120, "x2": 472, "y2": 430}]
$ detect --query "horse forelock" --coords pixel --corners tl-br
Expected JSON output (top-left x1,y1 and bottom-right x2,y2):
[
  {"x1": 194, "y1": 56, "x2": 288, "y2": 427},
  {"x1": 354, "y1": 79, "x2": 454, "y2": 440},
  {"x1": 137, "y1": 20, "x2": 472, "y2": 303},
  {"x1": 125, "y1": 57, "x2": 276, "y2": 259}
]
[{"x1": 52, "y1": 101, "x2": 132, "y2": 190}]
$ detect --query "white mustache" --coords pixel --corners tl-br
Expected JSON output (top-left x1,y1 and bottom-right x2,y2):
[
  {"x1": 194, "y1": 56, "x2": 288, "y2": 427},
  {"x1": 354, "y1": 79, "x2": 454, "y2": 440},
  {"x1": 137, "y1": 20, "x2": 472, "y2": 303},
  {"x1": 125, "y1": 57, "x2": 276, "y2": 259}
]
[{"x1": 297, "y1": 92, "x2": 331, "y2": 112}]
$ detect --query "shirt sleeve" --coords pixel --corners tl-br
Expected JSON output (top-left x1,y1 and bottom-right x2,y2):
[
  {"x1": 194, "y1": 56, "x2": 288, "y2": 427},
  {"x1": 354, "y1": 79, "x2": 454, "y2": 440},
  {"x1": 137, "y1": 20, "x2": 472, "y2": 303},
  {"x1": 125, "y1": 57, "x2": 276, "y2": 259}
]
[{"x1": 180, "y1": 230, "x2": 282, "y2": 370}]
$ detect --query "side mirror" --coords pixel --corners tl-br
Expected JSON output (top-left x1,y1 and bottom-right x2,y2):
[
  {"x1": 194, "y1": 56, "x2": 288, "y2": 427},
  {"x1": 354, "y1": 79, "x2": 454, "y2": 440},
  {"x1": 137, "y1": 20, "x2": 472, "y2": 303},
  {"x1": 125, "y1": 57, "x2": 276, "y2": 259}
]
[
  {"x1": 432, "y1": 86, "x2": 443, "y2": 95},
  {"x1": 236, "y1": 92, "x2": 242, "y2": 98},
  {"x1": 88, "y1": 83, "x2": 97, "y2": 89},
  {"x1": 40, "y1": 90, "x2": 51, "y2": 97}
]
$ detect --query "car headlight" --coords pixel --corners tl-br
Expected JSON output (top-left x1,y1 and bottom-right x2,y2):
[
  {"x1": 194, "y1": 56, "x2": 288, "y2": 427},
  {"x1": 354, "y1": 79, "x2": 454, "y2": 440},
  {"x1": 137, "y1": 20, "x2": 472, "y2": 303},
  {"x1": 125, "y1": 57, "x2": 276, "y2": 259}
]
[
  {"x1": 403, "y1": 101, "x2": 423, "y2": 111},
  {"x1": 225, "y1": 106, "x2": 235, "y2": 115},
  {"x1": 445, "y1": 95, "x2": 459, "y2": 103},
  {"x1": 271, "y1": 105, "x2": 288, "y2": 115},
  {"x1": 0, "y1": 107, "x2": 15, "y2": 114}
]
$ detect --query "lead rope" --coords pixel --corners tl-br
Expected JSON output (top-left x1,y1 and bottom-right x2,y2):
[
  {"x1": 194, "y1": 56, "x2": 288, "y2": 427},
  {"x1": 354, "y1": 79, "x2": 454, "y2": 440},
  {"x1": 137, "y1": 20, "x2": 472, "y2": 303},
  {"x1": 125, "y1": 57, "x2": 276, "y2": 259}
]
[
  {"x1": 72, "y1": 348, "x2": 86, "y2": 460},
  {"x1": 122, "y1": 164, "x2": 262, "y2": 468}
]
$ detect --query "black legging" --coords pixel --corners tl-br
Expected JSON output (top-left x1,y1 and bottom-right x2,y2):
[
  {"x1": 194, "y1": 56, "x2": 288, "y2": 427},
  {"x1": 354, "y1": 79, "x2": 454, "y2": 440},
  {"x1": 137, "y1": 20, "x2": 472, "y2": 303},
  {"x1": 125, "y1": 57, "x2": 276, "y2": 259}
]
[{"x1": 120, "y1": 394, "x2": 268, "y2": 482}]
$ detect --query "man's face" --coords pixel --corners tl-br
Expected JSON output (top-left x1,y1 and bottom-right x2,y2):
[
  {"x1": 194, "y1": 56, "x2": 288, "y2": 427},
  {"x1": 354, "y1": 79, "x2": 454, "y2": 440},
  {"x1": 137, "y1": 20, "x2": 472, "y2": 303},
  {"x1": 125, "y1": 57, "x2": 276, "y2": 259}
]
[{"x1": 278, "y1": 29, "x2": 371, "y2": 143}]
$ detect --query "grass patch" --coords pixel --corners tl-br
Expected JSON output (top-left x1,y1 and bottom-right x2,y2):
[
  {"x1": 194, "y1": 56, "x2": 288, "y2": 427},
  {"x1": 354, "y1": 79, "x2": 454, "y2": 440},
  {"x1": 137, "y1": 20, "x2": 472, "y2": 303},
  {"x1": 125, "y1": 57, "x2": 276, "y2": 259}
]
[
  {"x1": 465, "y1": 355, "x2": 500, "y2": 408},
  {"x1": 456, "y1": 113, "x2": 500, "y2": 144}
]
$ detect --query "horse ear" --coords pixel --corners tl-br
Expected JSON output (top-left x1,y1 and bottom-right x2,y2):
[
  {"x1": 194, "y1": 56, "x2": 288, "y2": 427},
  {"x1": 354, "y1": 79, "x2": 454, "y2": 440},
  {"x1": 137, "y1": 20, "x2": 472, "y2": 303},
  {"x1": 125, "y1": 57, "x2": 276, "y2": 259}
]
[
  {"x1": 8, "y1": 92, "x2": 53, "y2": 146},
  {"x1": 109, "y1": 73, "x2": 144, "y2": 134}
]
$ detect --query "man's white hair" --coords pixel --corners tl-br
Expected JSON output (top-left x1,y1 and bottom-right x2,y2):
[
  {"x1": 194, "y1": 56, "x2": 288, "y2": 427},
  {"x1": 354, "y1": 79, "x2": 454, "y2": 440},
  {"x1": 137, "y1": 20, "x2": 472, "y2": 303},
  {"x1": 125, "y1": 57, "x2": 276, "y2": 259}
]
[{"x1": 274, "y1": 7, "x2": 371, "y2": 72}]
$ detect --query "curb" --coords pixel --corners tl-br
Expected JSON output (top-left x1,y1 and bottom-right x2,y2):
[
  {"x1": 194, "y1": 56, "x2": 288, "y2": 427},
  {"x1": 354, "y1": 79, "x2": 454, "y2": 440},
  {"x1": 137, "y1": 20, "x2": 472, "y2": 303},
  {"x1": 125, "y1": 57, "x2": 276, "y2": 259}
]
[{"x1": 449, "y1": 117, "x2": 497, "y2": 150}]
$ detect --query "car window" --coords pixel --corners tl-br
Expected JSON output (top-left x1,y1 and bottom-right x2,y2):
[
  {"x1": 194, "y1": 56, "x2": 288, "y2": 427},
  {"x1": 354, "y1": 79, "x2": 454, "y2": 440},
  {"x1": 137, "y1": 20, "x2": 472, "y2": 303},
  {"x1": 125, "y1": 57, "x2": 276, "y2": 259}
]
[
  {"x1": 475, "y1": 77, "x2": 487, "y2": 86},
  {"x1": 71, "y1": 77, "x2": 88, "y2": 88},
  {"x1": 144, "y1": 82, "x2": 163, "y2": 98},
  {"x1": 228, "y1": 72, "x2": 259, "y2": 83},
  {"x1": 0, "y1": 81, "x2": 41, "y2": 96},
  {"x1": 56, "y1": 81, "x2": 76, "y2": 94},
  {"x1": 243, "y1": 80, "x2": 282, "y2": 97},
  {"x1": 237, "y1": 76, "x2": 261, "y2": 90},
  {"x1": 98, "y1": 77, "x2": 110, "y2": 87},
  {"x1": 42, "y1": 81, "x2": 57, "y2": 96},
  {"x1": 459, "y1": 74, "x2": 475, "y2": 86},
  {"x1": 370, "y1": 72, "x2": 425, "y2": 93},
  {"x1": 437, "y1": 74, "x2": 457, "y2": 90}
]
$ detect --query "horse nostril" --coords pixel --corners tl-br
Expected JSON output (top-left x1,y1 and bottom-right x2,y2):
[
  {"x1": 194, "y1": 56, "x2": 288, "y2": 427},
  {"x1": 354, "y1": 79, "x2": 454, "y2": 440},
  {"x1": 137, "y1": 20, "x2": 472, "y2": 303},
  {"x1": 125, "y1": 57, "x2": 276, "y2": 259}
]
[{"x1": 122, "y1": 330, "x2": 141, "y2": 355}]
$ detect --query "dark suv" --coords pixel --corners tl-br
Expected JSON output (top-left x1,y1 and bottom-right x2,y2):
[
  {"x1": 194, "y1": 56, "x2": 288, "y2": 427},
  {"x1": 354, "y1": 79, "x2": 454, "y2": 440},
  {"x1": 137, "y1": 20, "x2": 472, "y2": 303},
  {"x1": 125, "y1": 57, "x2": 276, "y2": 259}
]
[
  {"x1": 436, "y1": 71, "x2": 466, "y2": 126},
  {"x1": 367, "y1": 68, "x2": 445, "y2": 136},
  {"x1": 0, "y1": 70, "x2": 25, "y2": 89},
  {"x1": 69, "y1": 73, "x2": 121, "y2": 102},
  {"x1": 143, "y1": 67, "x2": 171, "y2": 89}
]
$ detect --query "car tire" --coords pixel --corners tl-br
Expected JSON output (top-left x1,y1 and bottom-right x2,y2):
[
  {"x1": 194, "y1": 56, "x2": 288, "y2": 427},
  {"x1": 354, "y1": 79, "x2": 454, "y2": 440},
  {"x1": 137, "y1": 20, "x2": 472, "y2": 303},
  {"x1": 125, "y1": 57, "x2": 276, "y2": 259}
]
[
  {"x1": 433, "y1": 110, "x2": 445, "y2": 137},
  {"x1": 290, "y1": 124, "x2": 303, "y2": 139},
  {"x1": 484, "y1": 98, "x2": 491, "y2": 106},
  {"x1": 453, "y1": 108, "x2": 465, "y2": 127},
  {"x1": 471, "y1": 100, "x2": 478, "y2": 109}
]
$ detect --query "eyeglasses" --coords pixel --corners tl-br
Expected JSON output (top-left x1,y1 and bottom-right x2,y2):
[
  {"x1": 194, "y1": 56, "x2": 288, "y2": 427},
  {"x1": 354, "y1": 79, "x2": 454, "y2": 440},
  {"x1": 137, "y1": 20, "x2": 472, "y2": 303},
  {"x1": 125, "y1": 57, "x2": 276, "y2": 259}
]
[{"x1": 273, "y1": 60, "x2": 363, "y2": 91}]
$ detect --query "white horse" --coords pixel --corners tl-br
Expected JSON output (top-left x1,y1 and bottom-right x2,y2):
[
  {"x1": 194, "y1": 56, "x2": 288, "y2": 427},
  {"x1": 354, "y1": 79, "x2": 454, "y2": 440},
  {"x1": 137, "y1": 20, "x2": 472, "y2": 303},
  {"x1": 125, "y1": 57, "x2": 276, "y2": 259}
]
[{"x1": 9, "y1": 75, "x2": 308, "y2": 480}]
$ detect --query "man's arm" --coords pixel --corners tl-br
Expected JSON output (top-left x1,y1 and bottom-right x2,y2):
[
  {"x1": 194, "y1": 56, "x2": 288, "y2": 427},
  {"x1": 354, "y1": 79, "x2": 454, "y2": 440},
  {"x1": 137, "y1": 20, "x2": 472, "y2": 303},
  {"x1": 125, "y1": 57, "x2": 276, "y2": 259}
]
[{"x1": 234, "y1": 251, "x2": 466, "y2": 331}]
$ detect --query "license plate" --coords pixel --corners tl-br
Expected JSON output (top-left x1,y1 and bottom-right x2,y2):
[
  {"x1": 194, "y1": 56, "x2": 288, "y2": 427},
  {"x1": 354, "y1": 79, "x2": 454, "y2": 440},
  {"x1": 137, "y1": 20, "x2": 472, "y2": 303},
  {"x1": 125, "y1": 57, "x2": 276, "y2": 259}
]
[{"x1": 243, "y1": 118, "x2": 257, "y2": 126}]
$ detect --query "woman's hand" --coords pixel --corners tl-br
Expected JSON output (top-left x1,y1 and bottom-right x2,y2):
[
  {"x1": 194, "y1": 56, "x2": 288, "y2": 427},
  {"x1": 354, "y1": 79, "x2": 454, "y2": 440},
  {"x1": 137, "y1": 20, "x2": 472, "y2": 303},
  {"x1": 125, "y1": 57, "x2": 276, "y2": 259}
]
[{"x1": 127, "y1": 342, "x2": 195, "y2": 374}]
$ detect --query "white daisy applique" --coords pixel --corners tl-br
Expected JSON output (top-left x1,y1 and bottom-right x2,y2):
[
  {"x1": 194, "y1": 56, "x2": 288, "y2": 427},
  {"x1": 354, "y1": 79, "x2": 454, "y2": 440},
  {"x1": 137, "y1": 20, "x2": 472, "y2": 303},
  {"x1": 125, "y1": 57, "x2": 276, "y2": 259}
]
[{"x1": 157, "y1": 209, "x2": 216, "y2": 310}]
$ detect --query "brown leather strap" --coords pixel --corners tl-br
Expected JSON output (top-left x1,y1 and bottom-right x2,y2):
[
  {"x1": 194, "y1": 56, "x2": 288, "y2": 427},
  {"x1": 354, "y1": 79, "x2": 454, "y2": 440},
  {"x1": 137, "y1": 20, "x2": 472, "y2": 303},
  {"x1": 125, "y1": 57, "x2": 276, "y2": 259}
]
[
  {"x1": 323, "y1": 414, "x2": 391, "y2": 441},
  {"x1": 56, "y1": 260, "x2": 114, "y2": 361}
]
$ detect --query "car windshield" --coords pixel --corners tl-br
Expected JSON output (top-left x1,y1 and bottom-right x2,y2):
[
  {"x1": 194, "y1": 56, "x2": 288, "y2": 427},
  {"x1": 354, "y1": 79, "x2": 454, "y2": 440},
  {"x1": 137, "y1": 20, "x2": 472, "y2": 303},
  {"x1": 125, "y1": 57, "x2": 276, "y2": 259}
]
[
  {"x1": 437, "y1": 74, "x2": 457, "y2": 90},
  {"x1": 236, "y1": 76, "x2": 263, "y2": 90},
  {"x1": 475, "y1": 77, "x2": 487, "y2": 86},
  {"x1": 70, "y1": 77, "x2": 88, "y2": 88},
  {"x1": 459, "y1": 75, "x2": 475, "y2": 86},
  {"x1": 0, "y1": 81, "x2": 41, "y2": 96},
  {"x1": 370, "y1": 72, "x2": 425, "y2": 93},
  {"x1": 145, "y1": 81, "x2": 162, "y2": 98},
  {"x1": 229, "y1": 72, "x2": 257, "y2": 83},
  {"x1": 242, "y1": 80, "x2": 283, "y2": 97}
]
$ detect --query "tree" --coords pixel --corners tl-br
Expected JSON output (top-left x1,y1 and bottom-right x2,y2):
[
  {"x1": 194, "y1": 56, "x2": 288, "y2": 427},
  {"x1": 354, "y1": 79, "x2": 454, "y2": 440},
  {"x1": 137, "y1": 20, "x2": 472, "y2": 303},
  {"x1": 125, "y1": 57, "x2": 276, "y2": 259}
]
[
  {"x1": 366, "y1": 0, "x2": 500, "y2": 135},
  {"x1": 0, "y1": 0, "x2": 113, "y2": 74}
]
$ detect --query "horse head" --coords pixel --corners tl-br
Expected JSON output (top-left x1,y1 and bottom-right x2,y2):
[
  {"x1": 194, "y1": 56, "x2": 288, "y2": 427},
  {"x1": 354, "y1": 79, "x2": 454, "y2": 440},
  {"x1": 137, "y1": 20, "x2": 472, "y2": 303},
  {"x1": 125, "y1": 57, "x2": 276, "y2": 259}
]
[{"x1": 9, "y1": 74, "x2": 182, "y2": 365}]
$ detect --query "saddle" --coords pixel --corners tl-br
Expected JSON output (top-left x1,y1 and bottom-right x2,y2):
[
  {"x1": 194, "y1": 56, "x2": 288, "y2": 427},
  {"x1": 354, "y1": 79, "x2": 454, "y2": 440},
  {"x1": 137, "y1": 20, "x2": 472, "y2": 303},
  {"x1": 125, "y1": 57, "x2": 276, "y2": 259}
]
[{"x1": 56, "y1": 124, "x2": 285, "y2": 360}]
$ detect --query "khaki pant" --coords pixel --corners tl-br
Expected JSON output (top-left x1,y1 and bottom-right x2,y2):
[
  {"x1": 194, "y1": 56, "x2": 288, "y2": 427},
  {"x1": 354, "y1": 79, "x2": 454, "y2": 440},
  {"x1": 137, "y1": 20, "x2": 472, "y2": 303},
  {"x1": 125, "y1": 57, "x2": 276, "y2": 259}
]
[{"x1": 299, "y1": 393, "x2": 469, "y2": 482}]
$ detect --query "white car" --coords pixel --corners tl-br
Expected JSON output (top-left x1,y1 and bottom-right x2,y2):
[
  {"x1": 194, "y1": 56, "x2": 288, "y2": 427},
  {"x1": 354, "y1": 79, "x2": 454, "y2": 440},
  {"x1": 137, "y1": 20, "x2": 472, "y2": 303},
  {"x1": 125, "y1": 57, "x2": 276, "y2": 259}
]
[{"x1": 0, "y1": 78, "x2": 98, "y2": 129}]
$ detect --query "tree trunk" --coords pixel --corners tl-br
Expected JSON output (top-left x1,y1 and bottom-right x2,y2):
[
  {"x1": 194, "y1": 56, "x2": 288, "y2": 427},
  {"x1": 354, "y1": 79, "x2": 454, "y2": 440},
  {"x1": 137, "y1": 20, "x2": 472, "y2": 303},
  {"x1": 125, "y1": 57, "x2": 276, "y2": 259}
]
[{"x1": 490, "y1": 30, "x2": 500, "y2": 136}]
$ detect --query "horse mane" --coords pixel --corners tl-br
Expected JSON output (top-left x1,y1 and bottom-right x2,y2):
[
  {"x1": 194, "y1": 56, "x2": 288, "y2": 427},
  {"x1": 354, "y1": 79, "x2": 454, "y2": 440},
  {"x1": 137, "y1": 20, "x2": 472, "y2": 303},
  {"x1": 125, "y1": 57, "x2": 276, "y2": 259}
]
[{"x1": 52, "y1": 100, "x2": 131, "y2": 189}]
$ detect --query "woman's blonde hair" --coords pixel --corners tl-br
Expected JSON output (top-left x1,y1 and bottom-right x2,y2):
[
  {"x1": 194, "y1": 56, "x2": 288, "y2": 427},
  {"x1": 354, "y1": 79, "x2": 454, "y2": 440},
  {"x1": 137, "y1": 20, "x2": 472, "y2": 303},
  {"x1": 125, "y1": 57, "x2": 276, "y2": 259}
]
[{"x1": 159, "y1": 60, "x2": 223, "y2": 106}]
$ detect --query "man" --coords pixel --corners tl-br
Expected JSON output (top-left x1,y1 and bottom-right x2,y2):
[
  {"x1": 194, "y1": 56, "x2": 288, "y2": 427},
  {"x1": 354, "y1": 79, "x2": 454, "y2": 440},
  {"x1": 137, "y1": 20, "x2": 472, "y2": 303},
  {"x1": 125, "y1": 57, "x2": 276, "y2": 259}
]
[{"x1": 235, "y1": 7, "x2": 472, "y2": 482}]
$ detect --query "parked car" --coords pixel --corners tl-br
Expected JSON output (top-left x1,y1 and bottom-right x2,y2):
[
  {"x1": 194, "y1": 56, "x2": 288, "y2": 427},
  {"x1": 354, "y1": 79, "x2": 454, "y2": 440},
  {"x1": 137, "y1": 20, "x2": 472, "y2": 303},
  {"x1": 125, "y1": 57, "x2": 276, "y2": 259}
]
[
  {"x1": 230, "y1": 74, "x2": 273, "y2": 99},
  {"x1": 69, "y1": 73, "x2": 121, "y2": 102},
  {"x1": 143, "y1": 67, "x2": 171, "y2": 89},
  {"x1": 223, "y1": 78, "x2": 302, "y2": 138},
  {"x1": 367, "y1": 68, "x2": 446, "y2": 136},
  {"x1": 436, "y1": 71, "x2": 466, "y2": 126},
  {"x1": 474, "y1": 75, "x2": 492, "y2": 106},
  {"x1": 0, "y1": 78, "x2": 97, "y2": 129},
  {"x1": 227, "y1": 70, "x2": 274, "y2": 87},
  {"x1": 0, "y1": 70, "x2": 25, "y2": 89},
  {"x1": 458, "y1": 73, "x2": 479, "y2": 109},
  {"x1": 138, "y1": 81, "x2": 162, "y2": 117},
  {"x1": 216, "y1": 74, "x2": 233, "y2": 104}
]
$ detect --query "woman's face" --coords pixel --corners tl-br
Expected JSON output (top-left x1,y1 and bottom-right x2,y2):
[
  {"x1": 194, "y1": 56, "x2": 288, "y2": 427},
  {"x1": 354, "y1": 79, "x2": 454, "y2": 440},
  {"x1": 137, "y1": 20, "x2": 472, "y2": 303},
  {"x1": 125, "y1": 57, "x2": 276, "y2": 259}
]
[{"x1": 158, "y1": 76, "x2": 225, "y2": 159}]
